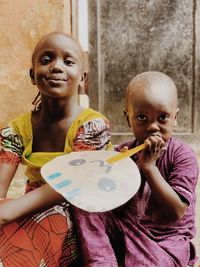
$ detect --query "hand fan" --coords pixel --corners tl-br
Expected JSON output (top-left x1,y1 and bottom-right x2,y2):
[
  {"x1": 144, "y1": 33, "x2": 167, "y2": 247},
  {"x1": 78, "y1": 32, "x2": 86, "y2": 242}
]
[{"x1": 41, "y1": 150, "x2": 141, "y2": 212}]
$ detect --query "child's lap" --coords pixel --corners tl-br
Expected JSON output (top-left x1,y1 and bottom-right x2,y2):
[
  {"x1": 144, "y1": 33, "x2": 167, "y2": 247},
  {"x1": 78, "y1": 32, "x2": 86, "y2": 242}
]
[
  {"x1": 74, "y1": 207, "x2": 191, "y2": 267},
  {"x1": 0, "y1": 200, "x2": 79, "y2": 267}
]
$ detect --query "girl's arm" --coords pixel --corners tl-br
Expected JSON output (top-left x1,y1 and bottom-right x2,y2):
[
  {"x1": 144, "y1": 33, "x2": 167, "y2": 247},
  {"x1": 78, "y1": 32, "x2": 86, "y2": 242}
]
[
  {"x1": 0, "y1": 163, "x2": 18, "y2": 198},
  {"x1": 0, "y1": 182, "x2": 65, "y2": 226},
  {"x1": 140, "y1": 136, "x2": 188, "y2": 220},
  {"x1": 0, "y1": 126, "x2": 24, "y2": 198},
  {"x1": 0, "y1": 161, "x2": 64, "y2": 226},
  {"x1": 0, "y1": 116, "x2": 112, "y2": 226}
]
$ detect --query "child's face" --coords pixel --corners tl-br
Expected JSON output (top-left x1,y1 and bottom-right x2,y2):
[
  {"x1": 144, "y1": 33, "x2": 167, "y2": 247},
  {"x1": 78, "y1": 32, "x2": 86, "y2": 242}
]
[
  {"x1": 127, "y1": 85, "x2": 178, "y2": 144},
  {"x1": 31, "y1": 34, "x2": 85, "y2": 98}
]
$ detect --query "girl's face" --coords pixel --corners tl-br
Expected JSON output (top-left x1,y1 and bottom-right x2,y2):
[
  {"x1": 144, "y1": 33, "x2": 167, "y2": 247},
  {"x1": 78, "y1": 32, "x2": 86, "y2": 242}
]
[
  {"x1": 31, "y1": 34, "x2": 85, "y2": 98},
  {"x1": 126, "y1": 86, "x2": 178, "y2": 144}
]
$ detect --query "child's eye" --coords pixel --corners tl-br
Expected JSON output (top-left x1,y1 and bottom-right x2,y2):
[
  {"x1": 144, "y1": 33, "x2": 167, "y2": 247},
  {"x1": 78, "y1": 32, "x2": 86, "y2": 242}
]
[
  {"x1": 64, "y1": 58, "x2": 75, "y2": 66},
  {"x1": 137, "y1": 115, "x2": 147, "y2": 121},
  {"x1": 159, "y1": 114, "x2": 169, "y2": 121},
  {"x1": 40, "y1": 55, "x2": 51, "y2": 65}
]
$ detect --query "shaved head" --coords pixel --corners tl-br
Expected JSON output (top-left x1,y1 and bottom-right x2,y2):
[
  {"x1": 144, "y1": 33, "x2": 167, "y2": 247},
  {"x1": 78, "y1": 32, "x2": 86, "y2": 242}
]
[
  {"x1": 126, "y1": 71, "x2": 178, "y2": 111},
  {"x1": 124, "y1": 71, "x2": 179, "y2": 143}
]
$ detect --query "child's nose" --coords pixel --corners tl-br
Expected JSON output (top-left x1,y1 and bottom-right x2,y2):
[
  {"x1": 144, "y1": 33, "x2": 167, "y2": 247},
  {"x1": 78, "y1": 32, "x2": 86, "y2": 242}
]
[
  {"x1": 146, "y1": 121, "x2": 160, "y2": 132},
  {"x1": 49, "y1": 60, "x2": 64, "y2": 73}
]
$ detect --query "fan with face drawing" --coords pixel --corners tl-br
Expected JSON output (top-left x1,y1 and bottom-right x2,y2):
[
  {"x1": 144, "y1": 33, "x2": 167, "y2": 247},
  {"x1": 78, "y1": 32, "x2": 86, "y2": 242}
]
[{"x1": 41, "y1": 150, "x2": 141, "y2": 212}]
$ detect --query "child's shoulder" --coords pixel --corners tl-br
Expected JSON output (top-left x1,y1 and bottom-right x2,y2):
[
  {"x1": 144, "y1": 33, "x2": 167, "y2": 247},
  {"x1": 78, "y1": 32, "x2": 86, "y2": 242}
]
[
  {"x1": 81, "y1": 108, "x2": 109, "y2": 121},
  {"x1": 75, "y1": 108, "x2": 110, "y2": 130},
  {"x1": 167, "y1": 137, "x2": 198, "y2": 165},
  {"x1": 9, "y1": 112, "x2": 31, "y2": 126},
  {"x1": 8, "y1": 112, "x2": 32, "y2": 138},
  {"x1": 168, "y1": 137, "x2": 195, "y2": 154}
]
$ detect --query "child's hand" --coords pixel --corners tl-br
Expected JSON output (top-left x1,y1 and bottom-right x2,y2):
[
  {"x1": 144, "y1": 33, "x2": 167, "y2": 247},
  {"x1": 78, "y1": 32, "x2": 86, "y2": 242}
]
[
  {"x1": 0, "y1": 198, "x2": 26, "y2": 226},
  {"x1": 0, "y1": 199, "x2": 13, "y2": 226},
  {"x1": 119, "y1": 146, "x2": 129, "y2": 153},
  {"x1": 139, "y1": 134, "x2": 166, "y2": 168}
]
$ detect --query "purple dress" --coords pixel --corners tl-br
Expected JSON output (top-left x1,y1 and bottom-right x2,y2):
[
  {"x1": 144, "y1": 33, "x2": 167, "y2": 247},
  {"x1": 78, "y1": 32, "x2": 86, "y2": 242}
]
[{"x1": 73, "y1": 137, "x2": 199, "y2": 267}]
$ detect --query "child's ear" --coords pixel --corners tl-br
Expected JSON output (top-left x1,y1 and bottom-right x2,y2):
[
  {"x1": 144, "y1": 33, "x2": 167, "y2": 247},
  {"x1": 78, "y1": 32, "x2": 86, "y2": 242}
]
[
  {"x1": 174, "y1": 108, "x2": 179, "y2": 128},
  {"x1": 79, "y1": 71, "x2": 87, "y2": 87},
  {"x1": 123, "y1": 109, "x2": 131, "y2": 128},
  {"x1": 29, "y1": 68, "x2": 36, "y2": 85}
]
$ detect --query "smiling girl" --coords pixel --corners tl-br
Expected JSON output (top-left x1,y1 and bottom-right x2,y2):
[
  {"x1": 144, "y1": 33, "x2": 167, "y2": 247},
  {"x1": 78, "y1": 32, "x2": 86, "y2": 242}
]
[{"x1": 0, "y1": 32, "x2": 112, "y2": 266}]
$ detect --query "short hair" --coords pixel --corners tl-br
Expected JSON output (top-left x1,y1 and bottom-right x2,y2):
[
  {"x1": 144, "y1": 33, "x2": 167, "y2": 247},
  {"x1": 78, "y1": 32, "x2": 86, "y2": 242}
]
[
  {"x1": 125, "y1": 71, "x2": 177, "y2": 108},
  {"x1": 31, "y1": 32, "x2": 85, "y2": 113},
  {"x1": 31, "y1": 31, "x2": 85, "y2": 68}
]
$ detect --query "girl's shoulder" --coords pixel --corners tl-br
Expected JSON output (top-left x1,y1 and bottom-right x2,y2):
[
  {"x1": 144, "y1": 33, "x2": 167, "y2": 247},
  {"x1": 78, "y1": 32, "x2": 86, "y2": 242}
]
[
  {"x1": 9, "y1": 112, "x2": 31, "y2": 127},
  {"x1": 71, "y1": 108, "x2": 110, "y2": 134},
  {"x1": 68, "y1": 108, "x2": 112, "y2": 151},
  {"x1": 77, "y1": 108, "x2": 109, "y2": 123},
  {"x1": 8, "y1": 112, "x2": 32, "y2": 147}
]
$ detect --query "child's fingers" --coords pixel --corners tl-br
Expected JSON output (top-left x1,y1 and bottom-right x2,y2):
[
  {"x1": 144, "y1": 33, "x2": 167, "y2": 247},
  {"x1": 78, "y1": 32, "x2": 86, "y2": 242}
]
[
  {"x1": 144, "y1": 136, "x2": 165, "y2": 153},
  {"x1": 144, "y1": 139, "x2": 152, "y2": 151},
  {"x1": 119, "y1": 146, "x2": 129, "y2": 152},
  {"x1": 161, "y1": 146, "x2": 167, "y2": 151}
]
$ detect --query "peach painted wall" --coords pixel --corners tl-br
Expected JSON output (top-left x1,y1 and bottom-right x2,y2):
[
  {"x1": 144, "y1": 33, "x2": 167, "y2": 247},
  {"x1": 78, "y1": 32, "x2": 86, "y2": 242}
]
[{"x1": 0, "y1": 0, "x2": 71, "y2": 127}]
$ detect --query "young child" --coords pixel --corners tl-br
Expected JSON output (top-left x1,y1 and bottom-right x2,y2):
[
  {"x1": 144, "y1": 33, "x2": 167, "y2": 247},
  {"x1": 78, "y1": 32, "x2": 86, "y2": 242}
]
[
  {"x1": 0, "y1": 32, "x2": 112, "y2": 266},
  {"x1": 73, "y1": 71, "x2": 199, "y2": 267}
]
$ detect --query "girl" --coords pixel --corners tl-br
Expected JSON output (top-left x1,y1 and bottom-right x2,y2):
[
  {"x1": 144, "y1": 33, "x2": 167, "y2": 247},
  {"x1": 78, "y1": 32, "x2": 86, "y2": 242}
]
[{"x1": 0, "y1": 32, "x2": 112, "y2": 266}]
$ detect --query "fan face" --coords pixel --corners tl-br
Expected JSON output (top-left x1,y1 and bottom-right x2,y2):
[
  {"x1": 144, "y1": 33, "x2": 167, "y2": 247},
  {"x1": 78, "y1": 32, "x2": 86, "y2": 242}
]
[{"x1": 41, "y1": 150, "x2": 141, "y2": 212}]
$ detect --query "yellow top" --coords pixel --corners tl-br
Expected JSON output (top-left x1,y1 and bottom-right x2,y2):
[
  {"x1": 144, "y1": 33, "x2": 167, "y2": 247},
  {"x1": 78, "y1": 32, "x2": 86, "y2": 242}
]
[{"x1": 7, "y1": 108, "x2": 112, "y2": 183}]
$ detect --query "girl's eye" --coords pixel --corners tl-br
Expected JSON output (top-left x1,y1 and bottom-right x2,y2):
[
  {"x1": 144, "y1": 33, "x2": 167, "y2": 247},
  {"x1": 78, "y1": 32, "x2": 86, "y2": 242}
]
[
  {"x1": 64, "y1": 58, "x2": 75, "y2": 65},
  {"x1": 159, "y1": 114, "x2": 169, "y2": 121},
  {"x1": 137, "y1": 115, "x2": 147, "y2": 121},
  {"x1": 40, "y1": 55, "x2": 51, "y2": 65}
]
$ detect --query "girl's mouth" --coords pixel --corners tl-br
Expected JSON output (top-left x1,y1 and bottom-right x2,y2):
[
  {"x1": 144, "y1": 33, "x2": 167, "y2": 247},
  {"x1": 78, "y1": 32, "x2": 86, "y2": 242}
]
[{"x1": 46, "y1": 75, "x2": 67, "y2": 82}]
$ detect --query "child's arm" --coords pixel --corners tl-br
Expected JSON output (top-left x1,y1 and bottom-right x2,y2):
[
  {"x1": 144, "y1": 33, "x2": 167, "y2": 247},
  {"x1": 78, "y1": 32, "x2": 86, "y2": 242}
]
[
  {"x1": 0, "y1": 182, "x2": 65, "y2": 226},
  {"x1": 0, "y1": 116, "x2": 112, "y2": 226},
  {"x1": 140, "y1": 136, "x2": 188, "y2": 220},
  {"x1": 0, "y1": 126, "x2": 23, "y2": 198},
  {"x1": 0, "y1": 163, "x2": 18, "y2": 198},
  {"x1": 142, "y1": 162, "x2": 188, "y2": 220},
  {"x1": 0, "y1": 161, "x2": 65, "y2": 226}
]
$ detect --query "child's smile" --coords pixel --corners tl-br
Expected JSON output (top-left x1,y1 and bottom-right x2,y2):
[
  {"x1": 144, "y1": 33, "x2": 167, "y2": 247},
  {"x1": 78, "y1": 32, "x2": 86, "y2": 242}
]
[
  {"x1": 45, "y1": 74, "x2": 67, "y2": 87},
  {"x1": 31, "y1": 34, "x2": 85, "y2": 98}
]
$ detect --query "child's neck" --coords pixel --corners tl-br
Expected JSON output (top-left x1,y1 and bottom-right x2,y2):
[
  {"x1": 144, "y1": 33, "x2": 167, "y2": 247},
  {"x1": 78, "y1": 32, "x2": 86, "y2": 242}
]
[{"x1": 40, "y1": 97, "x2": 81, "y2": 123}]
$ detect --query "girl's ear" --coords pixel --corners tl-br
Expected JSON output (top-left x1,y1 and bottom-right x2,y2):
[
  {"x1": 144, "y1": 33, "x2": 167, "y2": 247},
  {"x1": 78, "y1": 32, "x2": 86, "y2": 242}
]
[
  {"x1": 29, "y1": 68, "x2": 36, "y2": 85},
  {"x1": 78, "y1": 72, "x2": 89, "y2": 107},
  {"x1": 123, "y1": 109, "x2": 131, "y2": 128},
  {"x1": 79, "y1": 71, "x2": 87, "y2": 88}
]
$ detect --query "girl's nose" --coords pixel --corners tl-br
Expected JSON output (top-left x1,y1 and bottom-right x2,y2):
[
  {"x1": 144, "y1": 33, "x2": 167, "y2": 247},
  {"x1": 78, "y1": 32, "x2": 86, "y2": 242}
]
[{"x1": 49, "y1": 60, "x2": 64, "y2": 73}]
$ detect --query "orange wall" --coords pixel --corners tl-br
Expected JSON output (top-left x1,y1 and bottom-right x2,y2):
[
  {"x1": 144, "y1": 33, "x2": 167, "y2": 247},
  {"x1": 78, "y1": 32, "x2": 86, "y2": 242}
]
[{"x1": 0, "y1": 0, "x2": 71, "y2": 127}]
